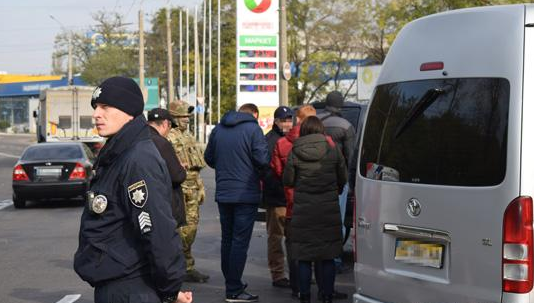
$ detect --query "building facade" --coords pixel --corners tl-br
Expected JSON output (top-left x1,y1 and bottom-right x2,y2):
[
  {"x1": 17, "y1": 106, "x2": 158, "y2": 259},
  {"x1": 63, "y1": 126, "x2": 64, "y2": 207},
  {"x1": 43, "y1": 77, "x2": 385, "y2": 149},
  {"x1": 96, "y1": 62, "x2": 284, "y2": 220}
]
[{"x1": 0, "y1": 75, "x2": 85, "y2": 133}]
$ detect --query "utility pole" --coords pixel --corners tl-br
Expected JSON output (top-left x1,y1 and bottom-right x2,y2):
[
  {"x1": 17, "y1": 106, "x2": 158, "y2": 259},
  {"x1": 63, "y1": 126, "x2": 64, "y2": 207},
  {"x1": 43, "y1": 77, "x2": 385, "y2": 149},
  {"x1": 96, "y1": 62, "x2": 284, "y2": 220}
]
[
  {"x1": 279, "y1": 0, "x2": 289, "y2": 106},
  {"x1": 166, "y1": 6, "x2": 175, "y2": 103},
  {"x1": 193, "y1": 6, "x2": 198, "y2": 139},
  {"x1": 195, "y1": 5, "x2": 205, "y2": 143},
  {"x1": 208, "y1": 0, "x2": 212, "y2": 126},
  {"x1": 67, "y1": 35, "x2": 73, "y2": 85},
  {"x1": 139, "y1": 9, "x2": 146, "y2": 101},
  {"x1": 199, "y1": 0, "x2": 206, "y2": 142},
  {"x1": 179, "y1": 11, "x2": 183, "y2": 99},
  {"x1": 217, "y1": 0, "x2": 221, "y2": 122},
  {"x1": 202, "y1": 0, "x2": 207, "y2": 103},
  {"x1": 186, "y1": 9, "x2": 190, "y2": 106},
  {"x1": 50, "y1": 15, "x2": 72, "y2": 85}
]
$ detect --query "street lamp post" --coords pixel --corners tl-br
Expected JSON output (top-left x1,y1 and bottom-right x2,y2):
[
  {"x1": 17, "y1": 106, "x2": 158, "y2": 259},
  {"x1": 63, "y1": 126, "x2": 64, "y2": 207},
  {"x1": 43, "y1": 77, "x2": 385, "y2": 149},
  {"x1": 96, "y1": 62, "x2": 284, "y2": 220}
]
[{"x1": 50, "y1": 15, "x2": 73, "y2": 85}]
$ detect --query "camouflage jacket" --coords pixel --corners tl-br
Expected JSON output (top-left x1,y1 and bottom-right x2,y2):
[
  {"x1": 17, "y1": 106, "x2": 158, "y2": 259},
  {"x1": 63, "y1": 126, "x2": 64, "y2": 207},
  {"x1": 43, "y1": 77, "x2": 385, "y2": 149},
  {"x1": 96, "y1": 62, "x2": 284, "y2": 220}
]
[{"x1": 167, "y1": 128, "x2": 206, "y2": 175}]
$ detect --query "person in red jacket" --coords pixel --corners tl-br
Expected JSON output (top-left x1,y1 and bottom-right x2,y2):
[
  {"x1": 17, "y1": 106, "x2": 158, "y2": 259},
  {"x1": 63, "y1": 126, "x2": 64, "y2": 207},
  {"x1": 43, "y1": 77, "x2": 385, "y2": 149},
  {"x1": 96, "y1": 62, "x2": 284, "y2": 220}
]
[
  {"x1": 271, "y1": 105, "x2": 316, "y2": 217},
  {"x1": 271, "y1": 105, "x2": 339, "y2": 300},
  {"x1": 270, "y1": 105, "x2": 317, "y2": 298}
]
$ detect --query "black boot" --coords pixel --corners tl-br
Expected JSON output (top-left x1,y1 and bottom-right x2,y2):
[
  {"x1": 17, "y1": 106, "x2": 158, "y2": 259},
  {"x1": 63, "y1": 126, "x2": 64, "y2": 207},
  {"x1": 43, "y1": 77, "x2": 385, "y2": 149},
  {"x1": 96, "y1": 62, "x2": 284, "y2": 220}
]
[
  {"x1": 322, "y1": 294, "x2": 333, "y2": 303},
  {"x1": 300, "y1": 293, "x2": 311, "y2": 303}
]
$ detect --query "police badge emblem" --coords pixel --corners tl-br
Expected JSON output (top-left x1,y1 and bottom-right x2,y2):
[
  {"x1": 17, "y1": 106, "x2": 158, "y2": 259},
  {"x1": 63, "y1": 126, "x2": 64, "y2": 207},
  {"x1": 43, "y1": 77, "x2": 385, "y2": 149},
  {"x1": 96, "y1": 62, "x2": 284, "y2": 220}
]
[
  {"x1": 92, "y1": 87, "x2": 102, "y2": 100},
  {"x1": 86, "y1": 191, "x2": 108, "y2": 214},
  {"x1": 128, "y1": 180, "x2": 148, "y2": 208}
]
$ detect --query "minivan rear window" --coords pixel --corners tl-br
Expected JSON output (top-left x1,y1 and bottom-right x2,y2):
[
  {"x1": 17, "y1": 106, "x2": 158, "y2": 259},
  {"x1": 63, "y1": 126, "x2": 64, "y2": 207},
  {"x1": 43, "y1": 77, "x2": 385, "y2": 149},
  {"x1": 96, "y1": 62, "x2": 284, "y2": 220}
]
[{"x1": 360, "y1": 78, "x2": 509, "y2": 186}]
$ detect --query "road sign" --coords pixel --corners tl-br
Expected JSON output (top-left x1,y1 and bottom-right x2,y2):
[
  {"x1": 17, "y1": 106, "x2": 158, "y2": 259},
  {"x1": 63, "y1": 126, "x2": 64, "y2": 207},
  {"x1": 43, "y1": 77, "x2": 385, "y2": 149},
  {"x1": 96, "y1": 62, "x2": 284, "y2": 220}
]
[
  {"x1": 282, "y1": 62, "x2": 291, "y2": 80},
  {"x1": 133, "y1": 78, "x2": 160, "y2": 110}
]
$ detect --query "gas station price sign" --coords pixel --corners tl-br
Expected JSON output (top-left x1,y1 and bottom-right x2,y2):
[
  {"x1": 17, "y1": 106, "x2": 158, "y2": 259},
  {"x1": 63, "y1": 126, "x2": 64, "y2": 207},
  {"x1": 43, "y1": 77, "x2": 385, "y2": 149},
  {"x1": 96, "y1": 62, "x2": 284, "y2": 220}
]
[
  {"x1": 237, "y1": 35, "x2": 279, "y2": 105},
  {"x1": 236, "y1": 0, "x2": 280, "y2": 108},
  {"x1": 239, "y1": 50, "x2": 277, "y2": 58},
  {"x1": 240, "y1": 73, "x2": 277, "y2": 81},
  {"x1": 240, "y1": 85, "x2": 277, "y2": 92}
]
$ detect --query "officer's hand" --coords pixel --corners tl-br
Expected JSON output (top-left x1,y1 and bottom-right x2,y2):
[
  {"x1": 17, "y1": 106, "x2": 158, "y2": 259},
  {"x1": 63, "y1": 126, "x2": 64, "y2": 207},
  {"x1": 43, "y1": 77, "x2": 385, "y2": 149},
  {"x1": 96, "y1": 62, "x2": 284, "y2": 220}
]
[{"x1": 176, "y1": 291, "x2": 193, "y2": 303}]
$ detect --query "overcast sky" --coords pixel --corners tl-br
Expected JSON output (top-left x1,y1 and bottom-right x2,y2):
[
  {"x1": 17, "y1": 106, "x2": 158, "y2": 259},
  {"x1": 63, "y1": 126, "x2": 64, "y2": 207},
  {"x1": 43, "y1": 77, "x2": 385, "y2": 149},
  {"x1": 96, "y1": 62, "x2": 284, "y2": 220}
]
[{"x1": 0, "y1": 0, "x2": 203, "y2": 75}]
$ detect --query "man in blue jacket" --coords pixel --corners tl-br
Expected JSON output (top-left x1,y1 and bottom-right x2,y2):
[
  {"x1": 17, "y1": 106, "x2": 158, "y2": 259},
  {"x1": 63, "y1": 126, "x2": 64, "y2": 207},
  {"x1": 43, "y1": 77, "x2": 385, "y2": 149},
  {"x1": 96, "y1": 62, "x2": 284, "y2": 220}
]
[{"x1": 204, "y1": 103, "x2": 269, "y2": 303}]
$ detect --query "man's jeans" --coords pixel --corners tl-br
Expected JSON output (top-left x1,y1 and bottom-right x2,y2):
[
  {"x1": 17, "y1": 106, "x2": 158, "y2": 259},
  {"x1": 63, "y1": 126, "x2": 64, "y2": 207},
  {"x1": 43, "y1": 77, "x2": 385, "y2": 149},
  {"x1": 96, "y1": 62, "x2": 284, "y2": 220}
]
[{"x1": 218, "y1": 202, "x2": 258, "y2": 296}]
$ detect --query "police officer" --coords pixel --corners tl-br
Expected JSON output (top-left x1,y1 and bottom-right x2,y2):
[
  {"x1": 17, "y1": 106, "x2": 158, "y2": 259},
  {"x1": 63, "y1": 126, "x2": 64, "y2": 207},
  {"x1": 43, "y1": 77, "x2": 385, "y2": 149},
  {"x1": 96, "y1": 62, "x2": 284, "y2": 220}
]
[
  {"x1": 167, "y1": 100, "x2": 209, "y2": 283},
  {"x1": 73, "y1": 77, "x2": 192, "y2": 303}
]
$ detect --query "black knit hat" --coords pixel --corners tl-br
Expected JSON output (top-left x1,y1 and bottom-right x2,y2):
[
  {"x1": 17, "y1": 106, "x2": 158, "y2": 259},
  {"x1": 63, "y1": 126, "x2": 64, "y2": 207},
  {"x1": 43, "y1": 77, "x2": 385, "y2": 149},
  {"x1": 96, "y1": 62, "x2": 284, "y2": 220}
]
[
  {"x1": 91, "y1": 76, "x2": 144, "y2": 117},
  {"x1": 325, "y1": 91, "x2": 344, "y2": 108},
  {"x1": 148, "y1": 108, "x2": 178, "y2": 128}
]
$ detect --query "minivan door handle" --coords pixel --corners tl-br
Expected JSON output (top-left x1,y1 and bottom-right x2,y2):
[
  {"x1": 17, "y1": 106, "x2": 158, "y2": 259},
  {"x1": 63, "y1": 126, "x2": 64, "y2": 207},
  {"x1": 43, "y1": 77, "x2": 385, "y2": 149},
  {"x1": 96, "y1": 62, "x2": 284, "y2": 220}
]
[
  {"x1": 358, "y1": 217, "x2": 371, "y2": 229},
  {"x1": 383, "y1": 223, "x2": 451, "y2": 242}
]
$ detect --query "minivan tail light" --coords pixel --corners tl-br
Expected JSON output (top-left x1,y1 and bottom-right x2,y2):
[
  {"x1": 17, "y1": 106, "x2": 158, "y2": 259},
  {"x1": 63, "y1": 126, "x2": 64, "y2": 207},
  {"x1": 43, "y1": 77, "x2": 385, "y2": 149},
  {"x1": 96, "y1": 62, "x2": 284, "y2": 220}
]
[
  {"x1": 503, "y1": 196, "x2": 533, "y2": 293},
  {"x1": 69, "y1": 163, "x2": 86, "y2": 180},
  {"x1": 13, "y1": 164, "x2": 29, "y2": 181},
  {"x1": 420, "y1": 61, "x2": 444, "y2": 71}
]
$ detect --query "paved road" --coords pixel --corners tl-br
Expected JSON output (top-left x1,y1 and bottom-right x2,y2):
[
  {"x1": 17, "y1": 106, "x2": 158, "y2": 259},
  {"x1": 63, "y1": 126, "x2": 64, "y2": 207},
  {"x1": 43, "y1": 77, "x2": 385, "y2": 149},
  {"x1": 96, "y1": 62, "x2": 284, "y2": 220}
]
[
  {"x1": 0, "y1": 134, "x2": 355, "y2": 303},
  {"x1": 0, "y1": 134, "x2": 35, "y2": 202}
]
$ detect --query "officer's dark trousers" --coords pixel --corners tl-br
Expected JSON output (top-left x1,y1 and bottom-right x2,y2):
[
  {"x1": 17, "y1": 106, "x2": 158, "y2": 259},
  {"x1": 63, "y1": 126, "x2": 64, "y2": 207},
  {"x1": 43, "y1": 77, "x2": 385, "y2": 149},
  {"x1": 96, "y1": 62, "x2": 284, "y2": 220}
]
[
  {"x1": 94, "y1": 275, "x2": 161, "y2": 303},
  {"x1": 217, "y1": 202, "x2": 258, "y2": 296}
]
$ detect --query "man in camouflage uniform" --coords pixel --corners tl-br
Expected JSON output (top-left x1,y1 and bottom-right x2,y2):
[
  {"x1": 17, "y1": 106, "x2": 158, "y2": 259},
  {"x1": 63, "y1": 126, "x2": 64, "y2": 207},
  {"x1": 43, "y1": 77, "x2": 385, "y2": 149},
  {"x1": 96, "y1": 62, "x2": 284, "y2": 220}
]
[{"x1": 167, "y1": 100, "x2": 209, "y2": 283}]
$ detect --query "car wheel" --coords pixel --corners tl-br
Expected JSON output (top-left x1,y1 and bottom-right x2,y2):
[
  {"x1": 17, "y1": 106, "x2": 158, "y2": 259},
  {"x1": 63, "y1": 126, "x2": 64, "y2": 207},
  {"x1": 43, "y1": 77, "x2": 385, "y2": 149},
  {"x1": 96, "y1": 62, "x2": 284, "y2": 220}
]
[{"x1": 13, "y1": 196, "x2": 26, "y2": 209}]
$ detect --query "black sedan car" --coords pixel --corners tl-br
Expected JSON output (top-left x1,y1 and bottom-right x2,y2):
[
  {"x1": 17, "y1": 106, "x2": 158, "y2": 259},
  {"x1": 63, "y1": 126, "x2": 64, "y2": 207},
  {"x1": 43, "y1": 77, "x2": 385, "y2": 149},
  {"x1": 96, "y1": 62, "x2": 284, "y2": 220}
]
[{"x1": 12, "y1": 142, "x2": 95, "y2": 208}]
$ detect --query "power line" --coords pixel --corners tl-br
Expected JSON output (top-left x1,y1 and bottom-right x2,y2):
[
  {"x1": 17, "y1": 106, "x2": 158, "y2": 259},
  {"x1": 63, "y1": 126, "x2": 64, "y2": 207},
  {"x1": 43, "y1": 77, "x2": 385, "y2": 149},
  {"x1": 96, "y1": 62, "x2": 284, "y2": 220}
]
[
  {"x1": 0, "y1": 43, "x2": 55, "y2": 48},
  {"x1": 0, "y1": 25, "x2": 86, "y2": 32}
]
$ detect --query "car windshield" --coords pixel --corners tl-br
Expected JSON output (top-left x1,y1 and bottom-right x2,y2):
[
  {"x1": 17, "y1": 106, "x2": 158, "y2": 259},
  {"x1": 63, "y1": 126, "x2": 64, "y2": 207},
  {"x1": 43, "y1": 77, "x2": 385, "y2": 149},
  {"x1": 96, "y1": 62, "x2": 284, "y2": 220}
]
[
  {"x1": 360, "y1": 78, "x2": 510, "y2": 186},
  {"x1": 22, "y1": 145, "x2": 83, "y2": 161}
]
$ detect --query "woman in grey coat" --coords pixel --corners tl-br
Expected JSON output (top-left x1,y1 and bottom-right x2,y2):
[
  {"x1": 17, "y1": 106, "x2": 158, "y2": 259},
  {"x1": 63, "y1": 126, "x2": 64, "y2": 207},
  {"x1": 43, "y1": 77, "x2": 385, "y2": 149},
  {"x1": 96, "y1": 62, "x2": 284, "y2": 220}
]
[{"x1": 283, "y1": 116, "x2": 347, "y2": 303}]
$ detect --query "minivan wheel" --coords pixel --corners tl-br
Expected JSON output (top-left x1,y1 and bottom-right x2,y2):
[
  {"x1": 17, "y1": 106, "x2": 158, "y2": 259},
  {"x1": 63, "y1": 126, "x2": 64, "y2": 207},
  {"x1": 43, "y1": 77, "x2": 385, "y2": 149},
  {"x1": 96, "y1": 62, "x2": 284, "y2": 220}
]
[{"x1": 13, "y1": 196, "x2": 26, "y2": 209}]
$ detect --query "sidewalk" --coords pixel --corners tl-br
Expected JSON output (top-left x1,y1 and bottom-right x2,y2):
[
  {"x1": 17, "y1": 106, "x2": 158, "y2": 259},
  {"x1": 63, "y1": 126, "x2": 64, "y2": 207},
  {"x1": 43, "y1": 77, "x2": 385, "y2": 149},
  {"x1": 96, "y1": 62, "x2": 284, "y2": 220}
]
[{"x1": 189, "y1": 168, "x2": 355, "y2": 303}]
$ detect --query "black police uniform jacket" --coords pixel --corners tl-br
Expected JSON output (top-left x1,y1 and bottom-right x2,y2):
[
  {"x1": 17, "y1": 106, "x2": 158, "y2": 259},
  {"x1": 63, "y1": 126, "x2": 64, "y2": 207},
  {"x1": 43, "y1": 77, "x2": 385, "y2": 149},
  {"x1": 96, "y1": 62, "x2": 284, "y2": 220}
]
[{"x1": 74, "y1": 115, "x2": 185, "y2": 298}]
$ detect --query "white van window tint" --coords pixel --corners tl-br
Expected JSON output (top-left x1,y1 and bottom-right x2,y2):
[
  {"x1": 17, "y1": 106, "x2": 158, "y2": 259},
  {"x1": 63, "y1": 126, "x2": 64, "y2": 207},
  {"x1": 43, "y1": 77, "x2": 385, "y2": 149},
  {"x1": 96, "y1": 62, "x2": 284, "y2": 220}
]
[{"x1": 360, "y1": 78, "x2": 509, "y2": 186}]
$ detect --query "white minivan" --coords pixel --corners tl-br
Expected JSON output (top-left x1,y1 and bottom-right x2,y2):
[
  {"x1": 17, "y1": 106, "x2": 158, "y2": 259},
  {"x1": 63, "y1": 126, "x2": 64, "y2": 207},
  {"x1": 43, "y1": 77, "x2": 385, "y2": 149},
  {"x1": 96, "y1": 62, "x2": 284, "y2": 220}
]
[{"x1": 354, "y1": 4, "x2": 534, "y2": 303}]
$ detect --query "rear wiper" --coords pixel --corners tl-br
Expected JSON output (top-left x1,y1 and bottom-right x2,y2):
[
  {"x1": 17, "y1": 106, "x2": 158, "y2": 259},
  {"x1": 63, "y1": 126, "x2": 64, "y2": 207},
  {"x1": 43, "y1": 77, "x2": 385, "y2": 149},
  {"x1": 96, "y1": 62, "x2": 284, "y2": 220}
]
[{"x1": 394, "y1": 88, "x2": 446, "y2": 139}]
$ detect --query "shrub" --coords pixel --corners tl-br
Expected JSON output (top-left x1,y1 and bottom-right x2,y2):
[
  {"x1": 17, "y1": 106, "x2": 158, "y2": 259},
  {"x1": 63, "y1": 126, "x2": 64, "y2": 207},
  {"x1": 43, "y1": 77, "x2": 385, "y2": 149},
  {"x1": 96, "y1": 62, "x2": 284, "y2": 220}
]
[{"x1": 0, "y1": 120, "x2": 10, "y2": 131}]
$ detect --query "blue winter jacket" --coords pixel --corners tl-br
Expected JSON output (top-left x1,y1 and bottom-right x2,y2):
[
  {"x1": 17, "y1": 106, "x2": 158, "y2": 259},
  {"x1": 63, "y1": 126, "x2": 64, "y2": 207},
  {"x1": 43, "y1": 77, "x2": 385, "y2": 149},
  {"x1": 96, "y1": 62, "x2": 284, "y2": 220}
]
[{"x1": 204, "y1": 111, "x2": 269, "y2": 204}]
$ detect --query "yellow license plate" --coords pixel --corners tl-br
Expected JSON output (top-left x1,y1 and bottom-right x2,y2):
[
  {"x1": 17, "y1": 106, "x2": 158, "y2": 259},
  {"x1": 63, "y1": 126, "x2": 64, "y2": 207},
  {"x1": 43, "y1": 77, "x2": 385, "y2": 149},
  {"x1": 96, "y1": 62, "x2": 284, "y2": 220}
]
[{"x1": 394, "y1": 240, "x2": 444, "y2": 269}]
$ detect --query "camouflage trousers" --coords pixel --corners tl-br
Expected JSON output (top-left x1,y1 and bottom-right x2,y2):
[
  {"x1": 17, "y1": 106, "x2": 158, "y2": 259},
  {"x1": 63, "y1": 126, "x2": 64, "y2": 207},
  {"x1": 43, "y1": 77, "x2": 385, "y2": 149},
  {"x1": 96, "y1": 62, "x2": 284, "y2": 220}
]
[{"x1": 177, "y1": 182, "x2": 204, "y2": 271}]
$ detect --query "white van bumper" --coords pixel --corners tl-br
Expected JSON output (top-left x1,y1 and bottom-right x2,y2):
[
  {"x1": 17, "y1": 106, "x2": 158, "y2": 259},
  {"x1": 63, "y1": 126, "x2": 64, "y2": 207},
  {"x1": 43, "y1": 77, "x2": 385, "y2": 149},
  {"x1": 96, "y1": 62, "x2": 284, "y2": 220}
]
[
  {"x1": 354, "y1": 292, "x2": 530, "y2": 303},
  {"x1": 502, "y1": 292, "x2": 530, "y2": 303}
]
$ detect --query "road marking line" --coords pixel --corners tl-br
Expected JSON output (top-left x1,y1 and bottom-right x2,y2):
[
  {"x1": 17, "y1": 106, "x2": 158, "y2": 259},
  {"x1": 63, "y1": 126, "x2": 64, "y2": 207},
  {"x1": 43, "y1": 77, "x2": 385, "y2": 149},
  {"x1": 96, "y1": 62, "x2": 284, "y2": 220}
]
[
  {"x1": 0, "y1": 200, "x2": 12, "y2": 210},
  {"x1": 56, "y1": 294, "x2": 81, "y2": 303},
  {"x1": 0, "y1": 151, "x2": 19, "y2": 159}
]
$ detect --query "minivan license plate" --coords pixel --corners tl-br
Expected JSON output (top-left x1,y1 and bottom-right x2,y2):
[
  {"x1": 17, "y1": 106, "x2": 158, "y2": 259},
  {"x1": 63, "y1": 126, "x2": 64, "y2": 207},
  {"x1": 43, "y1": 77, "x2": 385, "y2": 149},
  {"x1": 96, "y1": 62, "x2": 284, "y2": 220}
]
[{"x1": 394, "y1": 240, "x2": 444, "y2": 269}]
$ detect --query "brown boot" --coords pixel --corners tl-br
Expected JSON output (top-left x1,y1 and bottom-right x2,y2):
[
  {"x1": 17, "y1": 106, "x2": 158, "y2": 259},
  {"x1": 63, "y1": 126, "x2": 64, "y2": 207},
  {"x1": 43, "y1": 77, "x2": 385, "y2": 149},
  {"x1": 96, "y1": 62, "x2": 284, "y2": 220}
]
[{"x1": 184, "y1": 269, "x2": 209, "y2": 283}]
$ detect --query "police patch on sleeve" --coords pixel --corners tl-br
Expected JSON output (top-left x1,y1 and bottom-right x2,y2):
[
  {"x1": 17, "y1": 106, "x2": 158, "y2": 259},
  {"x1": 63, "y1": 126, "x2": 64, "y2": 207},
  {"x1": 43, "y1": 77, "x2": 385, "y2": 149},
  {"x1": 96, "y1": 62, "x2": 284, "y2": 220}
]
[
  {"x1": 128, "y1": 180, "x2": 148, "y2": 208},
  {"x1": 138, "y1": 211, "x2": 152, "y2": 234}
]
